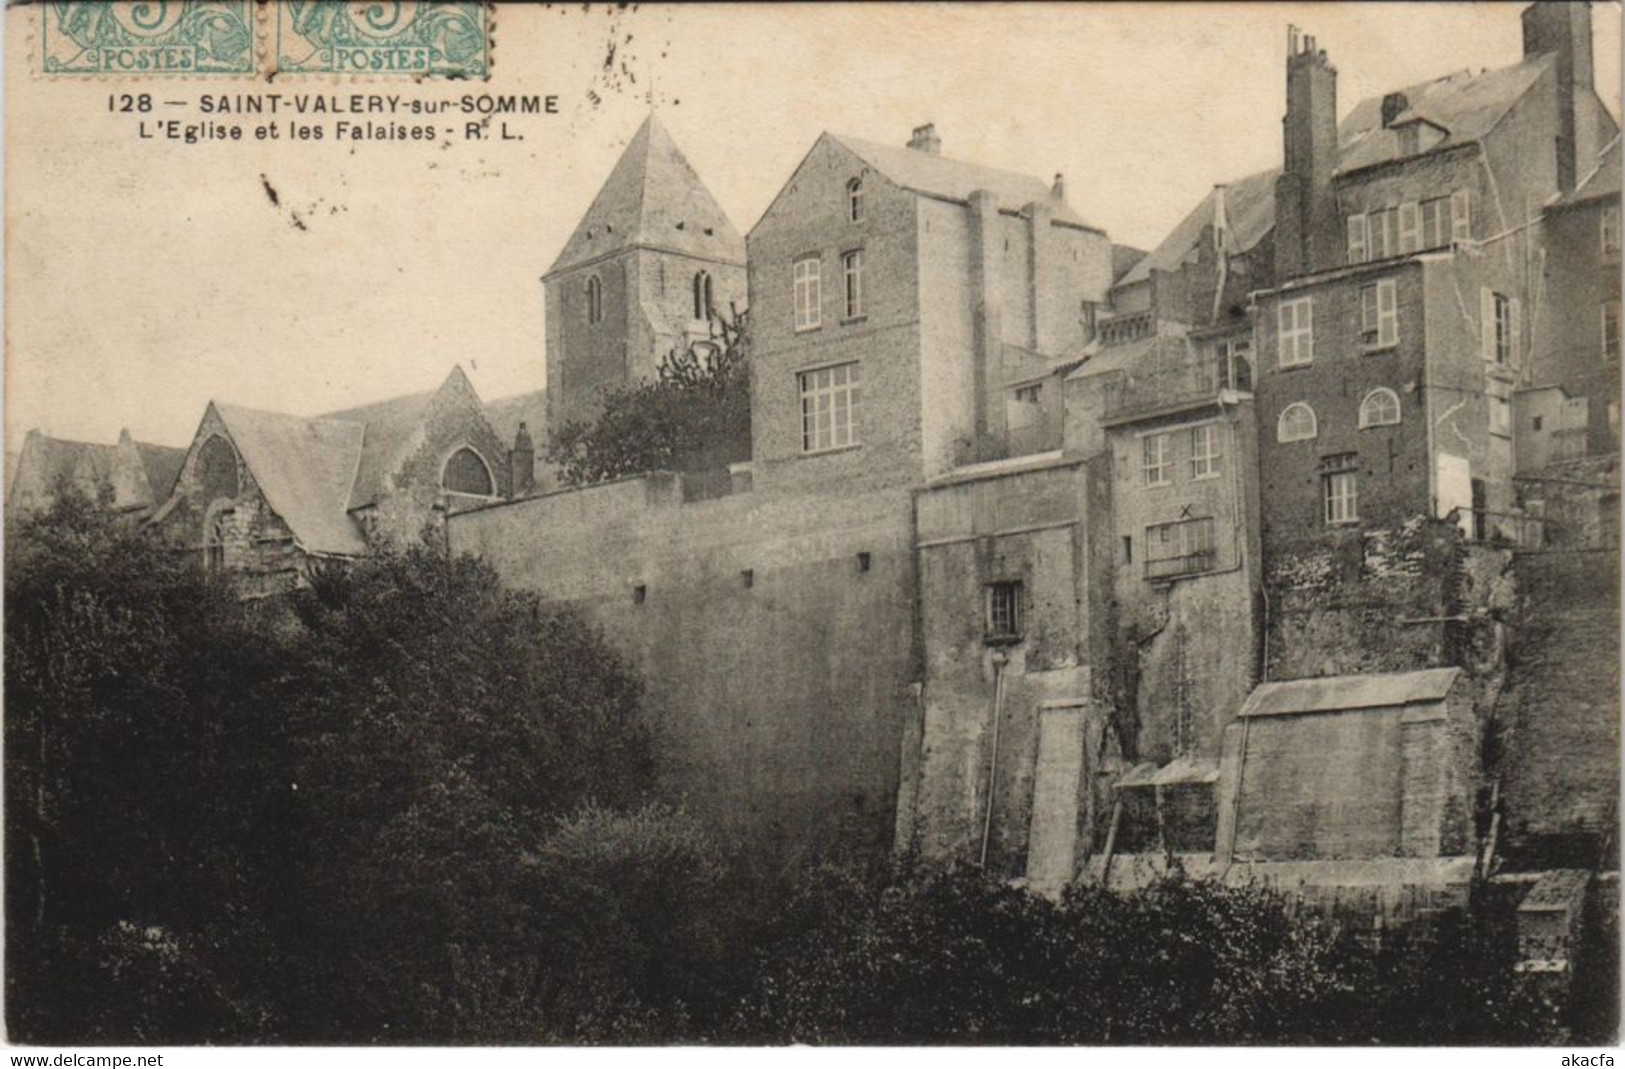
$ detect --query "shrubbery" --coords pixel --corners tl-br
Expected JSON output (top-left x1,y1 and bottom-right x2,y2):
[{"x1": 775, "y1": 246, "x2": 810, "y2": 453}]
[{"x1": 4, "y1": 489, "x2": 1595, "y2": 1045}]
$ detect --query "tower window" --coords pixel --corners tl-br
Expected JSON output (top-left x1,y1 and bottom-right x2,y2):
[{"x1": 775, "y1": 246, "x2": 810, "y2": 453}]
[
  {"x1": 586, "y1": 275, "x2": 604, "y2": 325},
  {"x1": 693, "y1": 270, "x2": 714, "y2": 320}
]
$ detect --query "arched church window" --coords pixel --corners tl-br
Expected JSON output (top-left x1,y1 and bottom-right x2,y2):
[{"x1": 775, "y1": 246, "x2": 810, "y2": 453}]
[
  {"x1": 586, "y1": 275, "x2": 604, "y2": 325},
  {"x1": 693, "y1": 270, "x2": 714, "y2": 320},
  {"x1": 442, "y1": 446, "x2": 495, "y2": 496},
  {"x1": 197, "y1": 434, "x2": 239, "y2": 502}
]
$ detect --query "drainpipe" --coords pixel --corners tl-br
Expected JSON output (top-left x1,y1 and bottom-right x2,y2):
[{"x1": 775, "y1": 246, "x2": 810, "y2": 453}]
[{"x1": 978, "y1": 649, "x2": 1010, "y2": 867}]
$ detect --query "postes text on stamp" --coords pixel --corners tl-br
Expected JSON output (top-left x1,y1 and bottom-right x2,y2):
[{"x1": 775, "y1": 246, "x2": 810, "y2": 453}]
[
  {"x1": 43, "y1": 2, "x2": 255, "y2": 75},
  {"x1": 276, "y1": 2, "x2": 489, "y2": 78}
]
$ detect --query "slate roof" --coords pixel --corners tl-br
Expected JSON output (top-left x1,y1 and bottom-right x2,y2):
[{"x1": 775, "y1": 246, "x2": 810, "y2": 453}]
[
  {"x1": 546, "y1": 115, "x2": 746, "y2": 277},
  {"x1": 136, "y1": 441, "x2": 188, "y2": 502},
  {"x1": 1117, "y1": 168, "x2": 1279, "y2": 288},
  {"x1": 7, "y1": 430, "x2": 185, "y2": 513},
  {"x1": 1336, "y1": 55, "x2": 1553, "y2": 175},
  {"x1": 1066, "y1": 333, "x2": 1191, "y2": 382},
  {"x1": 1119, "y1": 55, "x2": 1559, "y2": 293},
  {"x1": 212, "y1": 404, "x2": 369, "y2": 557},
  {"x1": 483, "y1": 388, "x2": 547, "y2": 447},
  {"x1": 1238, "y1": 667, "x2": 1462, "y2": 719},
  {"x1": 828, "y1": 133, "x2": 1090, "y2": 227},
  {"x1": 316, "y1": 390, "x2": 435, "y2": 510},
  {"x1": 1553, "y1": 137, "x2": 1621, "y2": 208}
]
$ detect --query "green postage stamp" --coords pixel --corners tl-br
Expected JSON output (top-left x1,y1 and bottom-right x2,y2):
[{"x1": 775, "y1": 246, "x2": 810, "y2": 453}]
[
  {"x1": 276, "y1": 1, "x2": 489, "y2": 78},
  {"x1": 43, "y1": 2, "x2": 255, "y2": 75}
]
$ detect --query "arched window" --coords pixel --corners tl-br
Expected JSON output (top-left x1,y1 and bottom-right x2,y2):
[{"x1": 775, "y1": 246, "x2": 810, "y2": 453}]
[
  {"x1": 203, "y1": 508, "x2": 229, "y2": 574},
  {"x1": 1277, "y1": 402, "x2": 1318, "y2": 443},
  {"x1": 196, "y1": 434, "x2": 239, "y2": 502},
  {"x1": 847, "y1": 177, "x2": 864, "y2": 223},
  {"x1": 1359, "y1": 387, "x2": 1402, "y2": 428},
  {"x1": 442, "y1": 446, "x2": 494, "y2": 496},
  {"x1": 693, "y1": 270, "x2": 713, "y2": 320},
  {"x1": 585, "y1": 275, "x2": 604, "y2": 325}
]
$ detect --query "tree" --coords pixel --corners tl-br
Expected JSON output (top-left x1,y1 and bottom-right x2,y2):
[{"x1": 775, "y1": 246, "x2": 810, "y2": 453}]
[{"x1": 547, "y1": 308, "x2": 751, "y2": 487}]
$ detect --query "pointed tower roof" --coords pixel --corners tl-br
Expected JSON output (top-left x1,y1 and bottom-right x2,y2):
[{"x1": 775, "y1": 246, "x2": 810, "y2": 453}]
[{"x1": 545, "y1": 114, "x2": 746, "y2": 278}]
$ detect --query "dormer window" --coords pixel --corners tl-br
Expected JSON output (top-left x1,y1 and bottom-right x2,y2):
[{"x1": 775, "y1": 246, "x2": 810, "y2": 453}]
[
  {"x1": 585, "y1": 275, "x2": 604, "y2": 325},
  {"x1": 847, "y1": 177, "x2": 864, "y2": 223}
]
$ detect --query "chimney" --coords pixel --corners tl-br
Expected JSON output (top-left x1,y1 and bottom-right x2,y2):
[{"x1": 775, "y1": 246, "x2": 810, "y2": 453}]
[
  {"x1": 1381, "y1": 92, "x2": 1409, "y2": 127},
  {"x1": 1522, "y1": 1, "x2": 1593, "y2": 192},
  {"x1": 1052, "y1": 172, "x2": 1066, "y2": 200},
  {"x1": 1274, "y1": 26, "x2": 1339, "y2": 279},
  {"x1": 908, "y1": 122, "x2": 941, "y2": 156},
  {"x1": 509, "y1": 421, "x2": 535, "y2": 498}
]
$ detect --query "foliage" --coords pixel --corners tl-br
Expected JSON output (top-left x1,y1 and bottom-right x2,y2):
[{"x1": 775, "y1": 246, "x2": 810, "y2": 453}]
[
  {"x1": 547, "y1": 308, "x2": 752, "y2": 487},
  {"x1": 739, "y1": 862, "x2": 1564, "y2": 1045}
]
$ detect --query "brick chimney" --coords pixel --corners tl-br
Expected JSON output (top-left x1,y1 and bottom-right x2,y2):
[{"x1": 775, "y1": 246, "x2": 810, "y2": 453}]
[
  {"x1": 509, "y1": 421, "x2": 535, "y2": 497},
  {"x1": 1381, "y1": 92, "x2": 1409, "y2": 127},
  {"x1": 1523, "y1": 1, "x2": 1593, "y2": 192},
  {"x1": 1274, "y1": 26, "x2": 1339, "y2": 280},
  {"x1": 908, "y1": 123, "x2": 941, "y2": 155}
]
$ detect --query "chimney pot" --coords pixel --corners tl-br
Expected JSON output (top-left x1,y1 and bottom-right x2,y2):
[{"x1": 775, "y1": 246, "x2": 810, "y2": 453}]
[
  {"x1": 1052, "y1": 172, "x2": 1066, "y2": 199},
  {"x1": 908, "y1": 123, "x2": 942, "y2": 156}
]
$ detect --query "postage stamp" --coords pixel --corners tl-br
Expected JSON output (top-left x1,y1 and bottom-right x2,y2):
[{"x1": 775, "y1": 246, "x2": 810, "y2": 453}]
[
  {"x1": 275, "y1": 1, "x2": 490, "y2": 78},
  {"x1": 42, "y1": 1, "x2": 255, "y2": 75}
]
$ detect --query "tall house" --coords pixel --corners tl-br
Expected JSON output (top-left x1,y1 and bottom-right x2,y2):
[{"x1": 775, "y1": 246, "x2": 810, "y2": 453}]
[
  {"x1": 542, "y1": 116, "x2": 746, "y2": 436},
  {"x1": 1252, "y1": 8, "x2": 1618, "y2": 680},
  {"x1": 1521, "y1": 141, "x2": 1621, "y2": 470},
  {"x1": 746, "y1": 124, "x2": 1115, "y2": 495}
]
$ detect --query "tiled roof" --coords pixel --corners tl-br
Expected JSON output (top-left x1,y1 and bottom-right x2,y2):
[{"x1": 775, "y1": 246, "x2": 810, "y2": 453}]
[
  {"x1": 1238, "y1": 667, "x2": 1462, "y2": 718},
  {"x1": 212, "y1": 404, "x2": 368, "y2": 557},
  {"x1": 828, "y1": 133, "x2": 1090, "y2": 227},
  {"x1": 547, "y1": 114, "x2": 746, "y2": 277}
]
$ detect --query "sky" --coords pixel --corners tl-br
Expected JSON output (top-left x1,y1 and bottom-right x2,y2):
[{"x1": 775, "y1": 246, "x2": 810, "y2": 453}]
[{"x1": 5, "y1": 2, "x2": 1620, "y2": 451}]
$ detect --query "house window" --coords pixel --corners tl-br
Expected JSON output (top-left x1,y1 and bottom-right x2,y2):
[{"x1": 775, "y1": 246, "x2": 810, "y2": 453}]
[
  {"x1": 1222, "y1": 338, "x2": 1253, "y2": 391},
  {"x1": 1190, "y1": 423, "x2": 1222, "y2": 479},
  {"x1": 1013, "y1": 383, "x2": 1042, "y2": 404},
  {"x1": 799, "y1": 361, "x2": 860, "y2": 452},
  {"x1": 1142, "y1": 433, "x2": 1174, "y2": 487},
  {"x1": 1145, "y1": 517, "x2": 1216, "y2": 580},
  {"x1": 585, "y1": 275, "x2": 604, "y2": 325},
  {"x1": 1323, "y1": 468, "x2": 1359, "y2": 525},
  {"x1": 1122, "y1": 535, "x2": 1133, "y2": 564},
  {"x1": 1398, "y1": 201, "x2": 1421, "y2": 253},
  {"x1": 842, "y1": 249, "x2": 865, "y2": 319},
  {"x1": 793, "y1": 256, "x2": 821, "y2": 331},
  {"x1": 1398, "y1": 125, "x2": 1420, "y2": 157},
  {"x1": 1366, "y1": 207, "x2": 1398, "y2": 260},
  {"x1": 1481, "y1": 289, "x2": 1520, "y2": 366},
  {"x1": 1450, "y1": 189, "x2": 1472, "y2": 243},
  {"x1": 1604, "y1": 299, "x2": 1621, "y2": 362},
  {"x1": 1420, "y1": 196, "x2": 1452, "y2": 249},
  {"x1": 1359, "y1": 387, "x2": 1402, "y2": 428},
  {"x1": 1360, "y1": 279, "x2": 1398, "y2": 349},
  {"x1": 847, "y1": 177, "x2": 864, "y2": 223},
  {"x1": 1347, "y1": 213, "x2": 1368, "y2": 265},
  {"x1": 985, "y1": 580, "x2": 1024, "y2": 643},
  {"x1": 692, "y1": 270, "x2": 714, "y2": 320},
  {"x1": 1602, "y1": 205, "x2": 1620, "y2": 258},
  {"x1": 1278, "y1": 297, "x2": 1313, "y2": 367},
  {"x1": 1277, "y1": 402, "x2": 1318, "y2": 443}
]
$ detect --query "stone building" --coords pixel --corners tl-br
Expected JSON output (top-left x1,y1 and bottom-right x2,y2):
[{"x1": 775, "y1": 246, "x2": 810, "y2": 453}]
[
  {"x1": 541, "y1": 115, "x2": 747, "y2": 453},
  {"x1": 7, "y1": 428, "x2": 185, "y2": 518},
  {"x1": 149, "y1": 367, "x2": 535, "y2": 597}
]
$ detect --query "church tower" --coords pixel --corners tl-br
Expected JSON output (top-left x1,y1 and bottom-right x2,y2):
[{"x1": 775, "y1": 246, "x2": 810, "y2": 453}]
[{"x1": 542, "y1": 115, "x2": 747, "y2": 437}]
